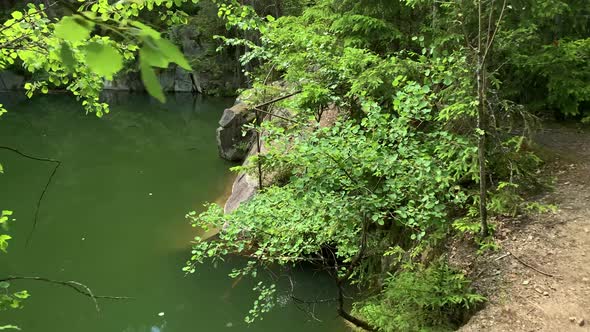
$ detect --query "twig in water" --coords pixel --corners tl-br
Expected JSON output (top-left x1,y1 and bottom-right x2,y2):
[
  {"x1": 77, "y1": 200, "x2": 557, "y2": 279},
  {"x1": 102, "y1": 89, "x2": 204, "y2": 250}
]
[
  {"x1": 0, "y1": 146, "x2": 61, "y2": 246},
  {"x1": 0, "y1": 276, "x2": 133, "y2": 312}
]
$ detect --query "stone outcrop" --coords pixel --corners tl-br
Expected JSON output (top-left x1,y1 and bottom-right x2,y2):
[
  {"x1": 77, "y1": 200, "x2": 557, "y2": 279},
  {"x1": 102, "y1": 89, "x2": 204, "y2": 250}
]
[
  {"x1": 219, "y1": 104, "x2": 284, "y2": 214},
  {"x1": 220, "y1": 104, "x2": 340, "y2": 214},
  {"x1": 224, "y1": 172, "x2": 259, "y2": 213},
  {"x1": 216, "y1": 102, "x2": 256, "y2": 161},
  {"x1": 223, "y1": 134, "x2": 281, "y2": 214},
  {"x1": 0, "y1": 71, "x2": 25, "y2": 90}
]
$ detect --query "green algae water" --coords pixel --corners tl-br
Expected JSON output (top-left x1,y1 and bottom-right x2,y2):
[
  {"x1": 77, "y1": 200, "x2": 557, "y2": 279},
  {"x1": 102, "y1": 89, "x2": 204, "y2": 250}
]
[{"x1": 0, "y1": 92, "x2": 346, "y2": 332}]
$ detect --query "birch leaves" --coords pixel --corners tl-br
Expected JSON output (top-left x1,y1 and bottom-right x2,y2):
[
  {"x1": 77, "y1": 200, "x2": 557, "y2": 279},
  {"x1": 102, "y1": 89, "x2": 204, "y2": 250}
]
[
  {"x1": 52, "y1": 13, "x2": 191, "y2": 104},
  {"x1": 1, "y1": 2, "x2": 194, "y2": 115}
]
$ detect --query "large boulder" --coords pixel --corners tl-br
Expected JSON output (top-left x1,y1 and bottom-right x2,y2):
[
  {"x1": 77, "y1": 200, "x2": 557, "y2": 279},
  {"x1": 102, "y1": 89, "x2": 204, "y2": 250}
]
[
  {"x1": 221, "y1": 104, "x2": 341, "y2": 214},
  {"x1": 224, "y1": 172, "x2": 259, "y2": 214},
  {"x1": 216, "y1": 102, "x2": 256, "y2": 161},
  {"x1": 221, "y1": 131, "x2": 274, "y2": 214}
]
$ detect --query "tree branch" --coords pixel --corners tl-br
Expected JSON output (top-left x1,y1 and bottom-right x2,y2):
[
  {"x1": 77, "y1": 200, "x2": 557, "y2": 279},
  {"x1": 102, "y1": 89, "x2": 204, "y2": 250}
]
[
  {"x1": 482, "y1": 0, "x2": 507, "y2": 63},
  {"x1": 250, "y1": 90, "x2": 302, "y2": 109},
  {"x1": 0, "y1": 276, "x2": 133, "y2": 312}
]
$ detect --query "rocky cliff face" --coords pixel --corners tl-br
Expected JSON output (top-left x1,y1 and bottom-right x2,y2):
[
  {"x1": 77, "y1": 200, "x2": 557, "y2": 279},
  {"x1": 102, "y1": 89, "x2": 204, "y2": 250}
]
[
  {"x1": 103, "y1": 66, "x2": 203, "y2": 93},
  {"x1": 103, "y1": 2, "x2": 243, "y2": 96}
]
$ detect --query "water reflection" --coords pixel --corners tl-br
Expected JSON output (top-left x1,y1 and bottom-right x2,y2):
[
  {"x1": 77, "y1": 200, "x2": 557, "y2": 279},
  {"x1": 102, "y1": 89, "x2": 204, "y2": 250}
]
[
  {"x1": 0, "y1": 92, "x2": 347, "y2": 332},
  {"x1": 121, "y1": 320, "x2": 166, "y2": 332}
]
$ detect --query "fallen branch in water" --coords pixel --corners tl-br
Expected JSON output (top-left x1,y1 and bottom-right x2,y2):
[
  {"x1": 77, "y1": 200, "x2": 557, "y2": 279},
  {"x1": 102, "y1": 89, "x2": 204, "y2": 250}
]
[
  {"x1": 0, "y1": 276, "x2": 133, "y2": 312},
  {"x1": 0, "y1": 146, "x2": 61, "y2": 246}
]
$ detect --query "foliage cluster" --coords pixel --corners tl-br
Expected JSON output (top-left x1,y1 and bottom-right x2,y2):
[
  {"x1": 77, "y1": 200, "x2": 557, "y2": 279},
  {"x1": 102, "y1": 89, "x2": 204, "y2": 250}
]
[
  {"x1": 0, "y1": 1, "x2": 198, "y2": 329},
  {"x1": 0, "y1": 211, "x2": 29, "y2": 331},
  {"x1": 0, "y1": 0, "x2": 197, "y2": 116},
  {"x1": 182, "y1": 0, "x2": 575, "y2": 330},
  {"x1": 0, "y1": 0, "x2": 586, "y2": 331},
  {"x1": 494, "y1": 0, "x2": 590, "y2": 121},
  {"x1": 352, "y1": 263, "x2": 485, "y2": 331}
]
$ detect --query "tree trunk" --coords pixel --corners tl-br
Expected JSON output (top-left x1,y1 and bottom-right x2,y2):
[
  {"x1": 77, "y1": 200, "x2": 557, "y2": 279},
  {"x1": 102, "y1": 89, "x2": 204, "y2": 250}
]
[
  {"x1": 476, "y1": 0, "x2": 490, "y2": 238},
  {"x1": 476, "y1": 35, "x2": 489, "y2": 237}
]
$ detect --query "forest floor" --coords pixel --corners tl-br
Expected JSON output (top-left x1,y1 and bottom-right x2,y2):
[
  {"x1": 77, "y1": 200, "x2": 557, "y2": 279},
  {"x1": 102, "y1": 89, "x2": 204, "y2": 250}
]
[{"x1": 458, "y1": 122, "x2": 590, "y2": 331}]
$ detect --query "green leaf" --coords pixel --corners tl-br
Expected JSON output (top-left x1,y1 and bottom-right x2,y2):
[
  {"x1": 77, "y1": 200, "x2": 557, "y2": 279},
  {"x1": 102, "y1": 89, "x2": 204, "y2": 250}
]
[
  {"x1": 0, "y1": 234, "x2": 12, "y2": 252},
  {"x1": 154, "y1": 38, "x2": 191, "y2": 70},
  {"x1": 0, "y1": 325, "x2": 21, "y2": 330},
  {"x1": 0, "y1": 281, "x2": 9, "y2": 289},
  {"x1": 83, "y1": 42, "x2": 123, "y2": 79},
  {"x1": 140, "y1": 60, "x2": 165, "y2": 103},
  {"x1": 0, "y1": 163, "x2": 3, "y2": 173},
  {"x1": 59, "y1": 42, "x2": 76, "y2": 73},
  {"x1": 130, "y1": 21, "x2": 161, "y2": 39},
  {"x1": 54, "y1": 16, "x2": 94, "y2": 42},
  {"x1": 11, "y1": 11, "x2": 23, "y2": 20},
  {"x1": 139, "y1": 40, "x2": 169, "y2": 68},
  {"x1": 13, "y1": 291, "x2": 29, "y2": 299}
]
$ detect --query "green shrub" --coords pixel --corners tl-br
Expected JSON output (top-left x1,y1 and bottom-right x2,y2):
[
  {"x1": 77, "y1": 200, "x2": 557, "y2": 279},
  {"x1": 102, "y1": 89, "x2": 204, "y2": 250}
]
[{"x1": 353, "y1": 263, "x2": 485, "y2": 332}]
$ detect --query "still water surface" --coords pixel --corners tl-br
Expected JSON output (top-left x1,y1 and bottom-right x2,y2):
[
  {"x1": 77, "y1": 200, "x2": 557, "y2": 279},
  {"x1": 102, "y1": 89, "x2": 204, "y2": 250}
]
[{"x1": 0, "y1": 92, "x2": 345, "y2": 332}]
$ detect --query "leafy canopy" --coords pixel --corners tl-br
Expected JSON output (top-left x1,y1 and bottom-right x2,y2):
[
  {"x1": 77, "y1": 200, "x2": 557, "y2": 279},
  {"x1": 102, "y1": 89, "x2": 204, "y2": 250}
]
[{"x1": 0, "y1": 0, "x2": 198, "y2": 115}]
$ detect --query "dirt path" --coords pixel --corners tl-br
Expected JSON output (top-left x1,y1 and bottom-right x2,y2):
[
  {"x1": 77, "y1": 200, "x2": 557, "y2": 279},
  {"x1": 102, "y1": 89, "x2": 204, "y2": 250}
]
[{"x1": 459, "y1": 122, "x2": 590, "y2": 331}]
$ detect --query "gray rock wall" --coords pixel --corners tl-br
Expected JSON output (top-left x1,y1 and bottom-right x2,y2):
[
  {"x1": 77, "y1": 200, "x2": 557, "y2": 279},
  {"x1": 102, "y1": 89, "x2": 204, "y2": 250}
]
[
  {"x1": 216, "y1": 102, "x2": 256, "y2": 161},
  {"x1": 103, "y1": 66, "x2": 202, "y2": 93},
  {"x1": 0, "y1": 71, "x2": 25, "y2": 90}
]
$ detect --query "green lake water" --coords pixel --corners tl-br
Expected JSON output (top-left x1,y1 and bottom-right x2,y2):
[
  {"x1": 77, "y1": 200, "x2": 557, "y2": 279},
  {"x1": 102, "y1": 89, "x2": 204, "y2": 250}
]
[{"x1": 0, "y1": 92, "x2": 346, "y2": 332}]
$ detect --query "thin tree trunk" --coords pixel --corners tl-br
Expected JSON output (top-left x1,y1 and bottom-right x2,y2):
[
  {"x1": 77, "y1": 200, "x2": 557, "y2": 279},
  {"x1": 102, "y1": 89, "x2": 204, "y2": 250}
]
[
  {"x1": 256, "y1": 109, "x2": 263, "y2": 189},
  {"x1": 336, "y1": 282, "x2": 375, "y2": 331},
  {"x1": 476, "y1": 64, "x2": 488, "y2": 237},
  {"x1": 476, "y1": 0, "x2": 489, "y2": 237},
  {"x1": 333, "y1": 217, "x2": 376, "y2": 331}
]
